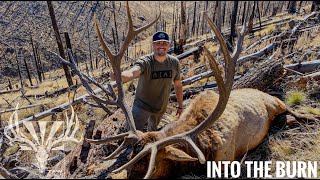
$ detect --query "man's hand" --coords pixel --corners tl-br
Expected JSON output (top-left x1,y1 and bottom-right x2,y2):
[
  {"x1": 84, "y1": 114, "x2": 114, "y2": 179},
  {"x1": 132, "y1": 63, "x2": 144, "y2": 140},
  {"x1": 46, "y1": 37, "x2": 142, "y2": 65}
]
[
  {"x1": 110, "y1": 72, "x2": 116, "y2": 81},
  {"x1": 173, "y1": 80, "x2": 183, "y2": 118},
  {"x1": 176, "y1": 107, "x2": 183, "y2": 117},
  {"x1": 109, "y1": 66, "x2": 141, "y2": 83}
]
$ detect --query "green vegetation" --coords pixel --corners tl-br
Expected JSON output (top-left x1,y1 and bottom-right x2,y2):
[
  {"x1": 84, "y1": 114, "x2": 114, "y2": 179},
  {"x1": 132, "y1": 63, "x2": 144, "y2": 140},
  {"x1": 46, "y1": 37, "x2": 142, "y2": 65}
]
[{"x1": 285, "y1": 91, "x2": 306, "y2": 106}]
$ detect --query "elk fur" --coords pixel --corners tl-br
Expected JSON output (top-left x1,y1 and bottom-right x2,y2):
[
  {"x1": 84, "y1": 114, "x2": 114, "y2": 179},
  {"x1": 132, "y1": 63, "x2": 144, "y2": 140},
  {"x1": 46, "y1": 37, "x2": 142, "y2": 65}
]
[{"x1": 128, "y1": 88, "x2": 287, "y2": 178}]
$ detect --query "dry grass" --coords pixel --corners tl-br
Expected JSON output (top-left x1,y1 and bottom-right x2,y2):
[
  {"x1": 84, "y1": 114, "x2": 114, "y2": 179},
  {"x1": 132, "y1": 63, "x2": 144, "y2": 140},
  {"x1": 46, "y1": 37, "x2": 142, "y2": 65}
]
[
  {"x1": 254, "y1": 24, "x2": 276, "y2": 37},
  {"x1": 300, "y1": 107, "x2": 320, "y2": 116},
  {"x1": 239, "y1": 120, "x2": 320, "y2": 178}
]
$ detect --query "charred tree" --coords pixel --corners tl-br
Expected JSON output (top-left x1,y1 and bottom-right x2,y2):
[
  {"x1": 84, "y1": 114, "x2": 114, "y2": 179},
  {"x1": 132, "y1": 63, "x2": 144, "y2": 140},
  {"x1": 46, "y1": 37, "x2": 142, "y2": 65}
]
[
  {"x1": 22, "y1": 53, "x2": 33, "y2": 87},
  {"x1": 29, "y1": 32, "x2": 42, "y2": 83},
  {"x1": 216, "y1": 1, "x2": 222, "y2": 32},
  {"x1": 177, "y1": 1, "x2": 187, "y2": 54},
  {"x1": 47, "y1": 1, "x2": 73, "y2": 86},
  {"x1": 112, "y1": 1, "x2": 119, "y2": 51},
  {"x1": 228, "y1": 1, "x2": 239, "y2": 51},
  {"x1": 248, "y1": 1, "x2": 256, "y2": 34},
  {"x1": 191, "y1": 2, "x2": 196, "y2": 36},
  {"x1": 288, "y1": 1, "x2": 297, "y2": 14},
  {"x1": 257, "y1": 1, "x2": 262, "y2": 31},
  {"x1": 64, "y1": 32, "x2": 75, "y2": 76}
]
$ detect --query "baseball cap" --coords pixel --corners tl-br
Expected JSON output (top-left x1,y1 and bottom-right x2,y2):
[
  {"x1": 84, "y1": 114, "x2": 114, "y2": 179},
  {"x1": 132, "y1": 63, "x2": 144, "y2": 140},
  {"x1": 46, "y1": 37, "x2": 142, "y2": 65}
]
[{"x1": 152, "y1": 31, "x2": 170, "y2": 42}]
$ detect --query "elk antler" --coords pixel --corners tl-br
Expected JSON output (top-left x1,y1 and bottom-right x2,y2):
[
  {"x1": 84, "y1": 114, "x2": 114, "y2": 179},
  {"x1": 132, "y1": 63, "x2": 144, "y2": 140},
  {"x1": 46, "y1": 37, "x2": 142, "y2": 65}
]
[
  {"x1": 84, "y1": 1, "x2": 160, "y2": 159},
  {"x1": 110, "y1": 13, "x2": 247, "y2": 179},
  {"x1": 89, "y1": 1, "x2": 159, "y2": 134},
  {"x1": 50, "y1": 1, "x2": 160, "y2": 155}
]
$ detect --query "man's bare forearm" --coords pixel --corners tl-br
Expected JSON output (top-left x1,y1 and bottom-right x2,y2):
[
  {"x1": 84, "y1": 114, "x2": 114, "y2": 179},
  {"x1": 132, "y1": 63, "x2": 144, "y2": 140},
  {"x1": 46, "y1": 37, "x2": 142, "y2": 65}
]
[
  {"x1": 112, "y1": 66, "x2": 141, "y2": 83},
  {"x1": 174, "y1": 81, "x2": 183, "y2": 108},
  {"x1": 121, "y1": 71, "x2": 135, "y2": 83}
]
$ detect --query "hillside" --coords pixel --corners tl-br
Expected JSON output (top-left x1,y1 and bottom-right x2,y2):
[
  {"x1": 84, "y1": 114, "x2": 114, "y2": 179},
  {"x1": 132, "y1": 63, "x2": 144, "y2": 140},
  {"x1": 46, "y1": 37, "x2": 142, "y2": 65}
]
[{"x1": 0, "y1": 1, "x2": 319, "y2": 179}]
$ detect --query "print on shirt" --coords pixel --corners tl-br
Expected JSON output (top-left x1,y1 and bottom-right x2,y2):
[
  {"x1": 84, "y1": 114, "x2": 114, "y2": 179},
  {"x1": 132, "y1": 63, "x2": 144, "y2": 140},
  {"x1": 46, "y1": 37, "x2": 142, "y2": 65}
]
[{"x1": 151, "y1": 70, "x2": 172, "y2": 79}]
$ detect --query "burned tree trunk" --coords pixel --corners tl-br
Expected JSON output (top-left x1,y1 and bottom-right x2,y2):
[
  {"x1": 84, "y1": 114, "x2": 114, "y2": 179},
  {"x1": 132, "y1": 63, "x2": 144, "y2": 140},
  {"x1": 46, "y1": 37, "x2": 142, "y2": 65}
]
[
  {"x1": 242, "y1": 1, "x2": 247, "y2": 25},
  {"x1": 30, "y1": 32, "x2": 42, "y2": 83},
  {"x1": 228, "y1": 1, "x2": 238, "y2": 51},
  {"x1": 15, "y1": 47, "x2": 24, "y2": 90},
  {"x1": 176, "y1": 1, "x2": 187, "y2": 54},
  {"x1": 216, "y1": 1, "x2": 222, "y2": 32},
  {"x1": 288, "y1": 1, "x2": 297, "y2": 14},
  {"x1": 112, "y1": 1, "x2": 119, "y2": 51},
  {"x1": 64, "y1": 32, "x2": 74, "y2": 63},
  {"x1": 87, "y1": 21, "x2": 93, "y2": 71},
  {"x1": 34, "y1": 44, "x2": 45, "y2": 81},
  {"x1": 191, "y1": 2, "x2": 196, "y2": 36},
  {"x1": 22, "y1": 53, "x2": 33, "y2": 87},
  {"x1": 257, "y1": 1, "x2": 262, "y2": 31},
  {"x1": 47, "y1": 1, "x2": 73, "y2": 86},
  {"x1": 248, "y1": 1, "x2": 256, "y2": 34}
]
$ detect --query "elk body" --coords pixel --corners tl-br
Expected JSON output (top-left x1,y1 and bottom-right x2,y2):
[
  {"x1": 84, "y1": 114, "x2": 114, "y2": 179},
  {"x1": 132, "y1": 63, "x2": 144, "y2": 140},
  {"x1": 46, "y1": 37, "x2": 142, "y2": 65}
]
[{"x1": 127, "y1": 88, "x2": 287, "y2": 178}]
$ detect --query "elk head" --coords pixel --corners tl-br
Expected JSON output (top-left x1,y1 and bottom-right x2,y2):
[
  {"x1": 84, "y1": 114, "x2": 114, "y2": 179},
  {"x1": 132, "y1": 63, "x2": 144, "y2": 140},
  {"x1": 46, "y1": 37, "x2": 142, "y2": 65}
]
[{"x1": 4, "y1": 104, "x2": 83, "y2": 174}]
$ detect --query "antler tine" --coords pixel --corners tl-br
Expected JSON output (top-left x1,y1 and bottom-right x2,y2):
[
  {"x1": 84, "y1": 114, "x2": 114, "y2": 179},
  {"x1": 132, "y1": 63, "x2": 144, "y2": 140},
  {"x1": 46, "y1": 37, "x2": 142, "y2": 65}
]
[
  {"x1": 119, "y1": 2, "x2": 160, "y2": 59},
  {"x1": 144, "y1": 147, "x2": 157, "y2": 178},
  {"x1": 205, "y1": 13, "x2": 235, "y2": 91},
  {"x1": 94, "y1": 14, "x2": 114, "y2": 62},
  {"x1": 113, "y1": 145, "x2": 151, "y2": 173},
  {"x1": 231, "y1": 18, "x2": 247, "y2": 62},
  {"x1": 102, "y1": 139, "x2": 129, "y2": 160},
  {"x1": 85, "y1": 132, "x2": 130, "y2": 144}
]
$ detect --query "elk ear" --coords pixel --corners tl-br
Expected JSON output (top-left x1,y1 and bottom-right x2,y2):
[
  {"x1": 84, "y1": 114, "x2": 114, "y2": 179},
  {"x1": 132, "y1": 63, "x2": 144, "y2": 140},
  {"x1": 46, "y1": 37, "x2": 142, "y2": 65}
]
[{"x1": 163, "y1": 146, "x2": 198, "y2": 162}]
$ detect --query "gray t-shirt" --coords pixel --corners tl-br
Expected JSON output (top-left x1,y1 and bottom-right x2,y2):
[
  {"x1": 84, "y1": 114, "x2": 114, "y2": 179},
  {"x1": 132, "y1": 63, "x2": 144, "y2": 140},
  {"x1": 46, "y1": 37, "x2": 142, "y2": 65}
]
[{"x1": 133, "y1": 54, "x2": 181, "y2": 113}]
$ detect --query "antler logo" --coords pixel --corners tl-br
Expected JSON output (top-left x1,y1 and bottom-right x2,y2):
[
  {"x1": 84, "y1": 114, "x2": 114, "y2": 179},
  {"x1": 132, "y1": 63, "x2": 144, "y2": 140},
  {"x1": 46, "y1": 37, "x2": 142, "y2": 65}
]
[
  {"x1": 4, "y1": 104, "x2": 83, "y2": 174},
  {"x1": 158, "y1": 33, "x2": 166, "y2": 38}
]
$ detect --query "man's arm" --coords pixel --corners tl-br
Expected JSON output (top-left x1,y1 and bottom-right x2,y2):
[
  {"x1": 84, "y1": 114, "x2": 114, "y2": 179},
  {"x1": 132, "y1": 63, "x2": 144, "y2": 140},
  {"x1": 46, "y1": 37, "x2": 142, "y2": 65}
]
[
  {"x1": 173, "y1": 80, "x2": 183, "y2": 117},
  {"x1": 111, "y1": 66, "x2": 141, "y2": 83}
]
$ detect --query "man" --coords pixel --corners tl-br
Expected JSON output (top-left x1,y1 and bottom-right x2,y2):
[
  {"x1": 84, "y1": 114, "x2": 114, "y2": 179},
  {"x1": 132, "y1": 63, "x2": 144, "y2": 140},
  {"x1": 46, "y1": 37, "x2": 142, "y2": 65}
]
[{"x1": 112, "y1": 31, "x2": 183, "y2": 131}]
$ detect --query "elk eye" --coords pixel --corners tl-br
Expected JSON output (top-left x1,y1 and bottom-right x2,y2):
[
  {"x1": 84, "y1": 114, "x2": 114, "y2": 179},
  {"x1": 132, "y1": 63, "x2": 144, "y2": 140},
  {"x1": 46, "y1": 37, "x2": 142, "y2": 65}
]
[{"x1": 133, "y1": 141, "x2": 145, "y2": 154}]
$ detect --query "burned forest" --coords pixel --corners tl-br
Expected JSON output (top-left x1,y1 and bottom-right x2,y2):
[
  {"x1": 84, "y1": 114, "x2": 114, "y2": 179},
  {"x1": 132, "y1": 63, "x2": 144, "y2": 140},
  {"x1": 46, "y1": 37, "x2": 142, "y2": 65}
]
[{"x1": 0, "y1": 1, "x2": 319, "y2": 179}]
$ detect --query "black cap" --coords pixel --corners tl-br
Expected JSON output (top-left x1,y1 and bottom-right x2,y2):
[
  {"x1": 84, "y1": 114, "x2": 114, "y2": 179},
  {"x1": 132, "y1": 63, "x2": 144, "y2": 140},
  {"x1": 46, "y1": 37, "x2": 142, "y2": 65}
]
[{"x1": 152, "y1": 31, "x2": 169, "y2": 42}]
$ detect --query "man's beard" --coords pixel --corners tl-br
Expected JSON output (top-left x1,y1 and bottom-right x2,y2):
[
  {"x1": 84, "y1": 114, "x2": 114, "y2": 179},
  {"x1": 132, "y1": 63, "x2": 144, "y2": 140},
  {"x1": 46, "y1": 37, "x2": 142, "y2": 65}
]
[{"x1": 155, "y1": 50, "x2": 166, "y2": 56}]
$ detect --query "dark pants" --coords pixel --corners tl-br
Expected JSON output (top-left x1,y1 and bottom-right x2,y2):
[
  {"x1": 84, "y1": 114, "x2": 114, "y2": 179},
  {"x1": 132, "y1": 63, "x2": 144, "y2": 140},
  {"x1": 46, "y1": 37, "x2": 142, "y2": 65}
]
[{"x1": 131, "y1": 105, "x2": 164, "y2": 131}]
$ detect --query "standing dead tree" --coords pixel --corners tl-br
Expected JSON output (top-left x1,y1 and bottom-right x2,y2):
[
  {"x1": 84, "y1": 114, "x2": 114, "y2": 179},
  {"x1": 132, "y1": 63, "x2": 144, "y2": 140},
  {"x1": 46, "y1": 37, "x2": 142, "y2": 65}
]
[{"x1": 47, "y1": 1, "x2": 74, "y2": 87}]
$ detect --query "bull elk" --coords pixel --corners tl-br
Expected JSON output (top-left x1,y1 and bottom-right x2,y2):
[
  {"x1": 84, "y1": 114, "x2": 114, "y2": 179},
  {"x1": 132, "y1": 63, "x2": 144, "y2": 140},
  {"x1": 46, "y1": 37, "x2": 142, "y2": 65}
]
[{"x1": 52, "y1": 2, "x2": 316, "y2": 179}]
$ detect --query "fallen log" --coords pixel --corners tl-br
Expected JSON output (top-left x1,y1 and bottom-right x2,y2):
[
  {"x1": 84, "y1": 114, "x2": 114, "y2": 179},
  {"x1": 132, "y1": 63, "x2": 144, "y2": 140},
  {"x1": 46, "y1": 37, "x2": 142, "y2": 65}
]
[
  {"x1": 237, "y1": 42, "x2": 279, "y2": 64},
  {"x1": 292, "y1": 70, "x2": 320, "y2": 88},
  {"x1": 0, "y1": 89, "x2": 20, "y2": 95},
  {"x1": 170, "y1": 76, "x2": 241, "y2": 101},
  {"x1": 283, "y1": 59, "x2": 320, "y2": 73},
  {"x1": 0, "y1": 103, "x2": 47, "y2": 114},
  {"x1": 290, "y1": 11, "x2": 319, "y2": 37},
  {"x1": 234, "y1": 58, "x2": 284, "y2": 91},
  {"x1": 25, "y1": 84, "x2": 81, "y2": 99},
  {"x1": 175, "y1": 47, "x2": 201, "y2": 60}
]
